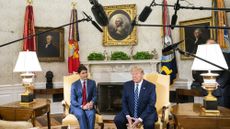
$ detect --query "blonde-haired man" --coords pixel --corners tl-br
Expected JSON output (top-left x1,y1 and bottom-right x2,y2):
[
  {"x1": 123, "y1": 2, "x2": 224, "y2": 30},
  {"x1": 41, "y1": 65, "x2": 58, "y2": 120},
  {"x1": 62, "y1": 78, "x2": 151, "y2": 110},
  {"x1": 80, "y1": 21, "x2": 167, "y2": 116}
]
[{"x1": 114, "y1": 66, "x2": 157, "y2": 129}]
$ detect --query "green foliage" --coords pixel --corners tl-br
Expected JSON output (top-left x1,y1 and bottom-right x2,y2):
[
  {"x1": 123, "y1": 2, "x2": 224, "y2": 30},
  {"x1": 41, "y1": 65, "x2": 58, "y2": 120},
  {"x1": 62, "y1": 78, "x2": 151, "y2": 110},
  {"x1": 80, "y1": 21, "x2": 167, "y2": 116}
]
[
  {"x1": 133, "y1": 51, "x2": 153, "y2": 60},
  {"x1": 87, "y1": 52, "x2": 105, "y2": 61},
  {"x1": 111, "y1": 51, "x2": 130, "y2": 60}
]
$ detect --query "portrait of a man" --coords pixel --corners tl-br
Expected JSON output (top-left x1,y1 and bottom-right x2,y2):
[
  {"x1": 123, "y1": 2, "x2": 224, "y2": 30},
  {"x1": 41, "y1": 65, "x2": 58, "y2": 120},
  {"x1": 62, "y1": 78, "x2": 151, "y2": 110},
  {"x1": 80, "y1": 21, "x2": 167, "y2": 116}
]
[
  {"x1": 36, "y1": 27, "x2": 64, "y2": 62},
  {"x1": 185, "y1": 27, "x2": 209, "y2": 54},
  {"x1": 38, "y1": 35, "x2": 59, "y2": 57},
  {"x1": 103, "y1": 4, "x2": 137, "y2": 46},
  {"x1": 179, "y1": 17, "x2": 213, "y2": 59},
  {"x1": 108, "y1": 11, "x2": 131, "y2": 40}
]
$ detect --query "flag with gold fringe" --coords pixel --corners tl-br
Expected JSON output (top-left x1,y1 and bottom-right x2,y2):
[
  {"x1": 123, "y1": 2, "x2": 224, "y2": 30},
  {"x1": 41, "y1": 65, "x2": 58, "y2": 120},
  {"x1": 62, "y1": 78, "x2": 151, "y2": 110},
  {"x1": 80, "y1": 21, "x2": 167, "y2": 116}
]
[
  {"x1": 161, "y1": 0, "x2": 178, "y2": 84},
  {"x1": 212, "y1": 0, "x2": 229, "y2": 49},
  {"x1": 23, "y1": 2, "x2": 36, "y2": 51},
  {"x1": 68, "y1": 7, "x2": 80, "y2": 73}
]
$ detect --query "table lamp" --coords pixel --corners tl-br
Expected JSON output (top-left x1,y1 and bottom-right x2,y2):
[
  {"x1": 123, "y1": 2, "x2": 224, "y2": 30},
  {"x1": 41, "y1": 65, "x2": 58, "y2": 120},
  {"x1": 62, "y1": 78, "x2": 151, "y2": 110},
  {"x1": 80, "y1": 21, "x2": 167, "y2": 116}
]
[
  {"x1": 14, "y1": 51, "x2": 42, "y2": 104},
  {"x1": 191, "y1": 44, "x2": 228, "y2": 115}
]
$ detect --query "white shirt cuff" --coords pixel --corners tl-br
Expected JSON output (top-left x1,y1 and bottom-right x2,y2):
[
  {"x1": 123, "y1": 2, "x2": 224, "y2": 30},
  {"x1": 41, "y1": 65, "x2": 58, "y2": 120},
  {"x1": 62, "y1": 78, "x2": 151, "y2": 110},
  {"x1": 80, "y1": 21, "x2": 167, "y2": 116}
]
[
  {"x1": 126, "y1": 115, "x2": 131, "y2": 118},
  {"x1": 138, "y1": 118, "x2": 143, "y2": 122}
]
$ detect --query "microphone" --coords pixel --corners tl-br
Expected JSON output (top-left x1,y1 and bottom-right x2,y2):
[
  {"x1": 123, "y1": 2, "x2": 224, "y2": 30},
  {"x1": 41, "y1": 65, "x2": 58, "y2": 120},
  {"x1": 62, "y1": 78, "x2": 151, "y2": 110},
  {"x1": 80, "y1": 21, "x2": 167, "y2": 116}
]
[
  {"x1": 90, "y1": 0, "x2": 109, "y2": 26},
  {"x1": 171, "y1": 0, "x2": 180, "y2": 29},
  {"x1": 138, "y1": 0, "x2": 155, "y2": 22},
  {"x1": 138, "y1": 6, "x2": 152, "y2": 22},
  {"x1": 162, "y1": 40, "x2": 184, "y2": 53},
  {"x1": 128, "y1": 16, "x2": 137, "y2": 35},
  {"x1": 83, "y1": 11, "x2": 103, "y2": 32}
]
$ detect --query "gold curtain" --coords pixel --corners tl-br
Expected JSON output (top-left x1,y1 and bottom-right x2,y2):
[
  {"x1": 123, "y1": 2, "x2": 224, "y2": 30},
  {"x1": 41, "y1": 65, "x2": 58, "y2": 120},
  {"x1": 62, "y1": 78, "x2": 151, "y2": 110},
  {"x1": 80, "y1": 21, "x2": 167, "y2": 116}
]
[{"x1": 212, "y1": 0, "x2": 228, "y2": 48}]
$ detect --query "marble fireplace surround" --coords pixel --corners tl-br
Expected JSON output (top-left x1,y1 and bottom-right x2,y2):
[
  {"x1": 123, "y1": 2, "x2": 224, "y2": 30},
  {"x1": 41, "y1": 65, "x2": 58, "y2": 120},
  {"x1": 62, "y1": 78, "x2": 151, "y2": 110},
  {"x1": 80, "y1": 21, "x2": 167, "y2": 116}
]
[{"x1": 82, "y1": 60, "x2": 161, "y2": 83}]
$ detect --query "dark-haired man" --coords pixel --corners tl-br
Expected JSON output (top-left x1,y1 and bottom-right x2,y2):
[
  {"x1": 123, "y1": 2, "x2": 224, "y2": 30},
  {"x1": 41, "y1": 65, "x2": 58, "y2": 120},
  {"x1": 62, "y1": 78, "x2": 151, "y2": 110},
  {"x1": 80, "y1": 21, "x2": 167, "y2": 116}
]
[{"x1": 70, "y1": 64, "x2": 97, "y2": 129}]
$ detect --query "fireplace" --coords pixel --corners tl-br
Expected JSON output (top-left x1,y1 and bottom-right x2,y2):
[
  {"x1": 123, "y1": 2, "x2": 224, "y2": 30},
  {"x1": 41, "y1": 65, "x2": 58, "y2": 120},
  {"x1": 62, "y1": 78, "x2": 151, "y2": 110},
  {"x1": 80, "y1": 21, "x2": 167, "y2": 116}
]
[{"x1": 97, "y1": 82, "x2": 123, "y2": 114}]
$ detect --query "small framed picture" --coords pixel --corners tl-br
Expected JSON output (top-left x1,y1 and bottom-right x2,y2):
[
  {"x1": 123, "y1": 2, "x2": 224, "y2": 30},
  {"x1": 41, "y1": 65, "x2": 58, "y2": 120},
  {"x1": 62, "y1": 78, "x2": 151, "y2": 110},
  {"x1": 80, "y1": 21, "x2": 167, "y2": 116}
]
[{"x1": 35, "y1": 27, "x2": 64, "y2": 62}]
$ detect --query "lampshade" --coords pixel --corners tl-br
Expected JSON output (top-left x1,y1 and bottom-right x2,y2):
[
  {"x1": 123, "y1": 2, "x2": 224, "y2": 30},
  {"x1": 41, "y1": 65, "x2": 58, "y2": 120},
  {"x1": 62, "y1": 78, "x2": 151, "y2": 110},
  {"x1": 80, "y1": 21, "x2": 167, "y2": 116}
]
[
  {"x1": 191, "y1": 44, "x2": 228, "y2": 71},
  {"x1": 14, "y1": 51, "x2": 42, "y2": 72}
]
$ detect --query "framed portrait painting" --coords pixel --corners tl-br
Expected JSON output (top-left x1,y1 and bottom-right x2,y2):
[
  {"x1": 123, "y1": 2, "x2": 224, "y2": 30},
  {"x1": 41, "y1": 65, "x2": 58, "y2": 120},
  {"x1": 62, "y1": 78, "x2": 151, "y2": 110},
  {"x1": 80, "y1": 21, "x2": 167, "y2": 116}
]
[
  {"x1": 103, "y1": 4, "x2": 137, "y2": 46},
  {"x1": 179, "y1": 17, "x2": 214, "y2": 60},
  {"x1": 35, "y1": 27, "x2": 64, "y2": 62}
]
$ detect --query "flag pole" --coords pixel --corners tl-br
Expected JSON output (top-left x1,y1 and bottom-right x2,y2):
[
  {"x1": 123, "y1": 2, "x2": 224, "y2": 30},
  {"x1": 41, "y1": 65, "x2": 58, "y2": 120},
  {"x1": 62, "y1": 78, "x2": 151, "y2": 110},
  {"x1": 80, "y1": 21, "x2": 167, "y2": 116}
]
[{"x1": 71, "y1": 1, "x2": 77, "y2": 9}]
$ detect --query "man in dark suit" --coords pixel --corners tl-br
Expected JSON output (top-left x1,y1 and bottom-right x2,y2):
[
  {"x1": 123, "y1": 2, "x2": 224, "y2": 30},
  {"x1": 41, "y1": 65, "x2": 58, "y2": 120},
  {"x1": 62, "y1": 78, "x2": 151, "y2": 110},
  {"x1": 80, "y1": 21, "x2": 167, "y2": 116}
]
[
  {"x1": 70, "y1": 64, "x2": 97, "y2": 129},
  {"x1": 114, "y1": 66, "x2": 157, "y2": 129}
]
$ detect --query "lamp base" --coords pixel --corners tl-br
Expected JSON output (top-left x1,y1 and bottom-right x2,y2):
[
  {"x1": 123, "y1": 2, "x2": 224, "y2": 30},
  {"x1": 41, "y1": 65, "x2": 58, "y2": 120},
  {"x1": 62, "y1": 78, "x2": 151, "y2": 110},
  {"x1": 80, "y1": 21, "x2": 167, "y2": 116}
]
[
  {"x1": 21, "y1": 93, "x2": 34, "y2": 103},
  {"x1": 201, "y1": 107, "x2": 220, "y2": 116},
  {"x1": 203, "y1": 99, "x2": 218, "y2": 110}
]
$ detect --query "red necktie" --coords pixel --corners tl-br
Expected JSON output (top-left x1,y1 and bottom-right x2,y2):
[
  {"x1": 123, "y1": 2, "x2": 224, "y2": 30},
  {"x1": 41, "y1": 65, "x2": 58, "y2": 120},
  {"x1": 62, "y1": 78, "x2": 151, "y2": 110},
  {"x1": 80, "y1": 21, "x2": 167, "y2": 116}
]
[{"x1": 82, "y1": 80, "x2": 87, "y2": 106}]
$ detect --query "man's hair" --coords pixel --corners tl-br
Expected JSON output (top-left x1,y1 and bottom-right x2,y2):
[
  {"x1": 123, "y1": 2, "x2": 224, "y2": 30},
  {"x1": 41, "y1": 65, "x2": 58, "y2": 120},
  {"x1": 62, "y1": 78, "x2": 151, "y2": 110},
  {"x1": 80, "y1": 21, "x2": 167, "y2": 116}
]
[
  {"x1": 131, "y1": 66, "x2": 144, "y2": 74},
  {"x1": 77, "y1": 64, "x2": 87, "y2": 73}
]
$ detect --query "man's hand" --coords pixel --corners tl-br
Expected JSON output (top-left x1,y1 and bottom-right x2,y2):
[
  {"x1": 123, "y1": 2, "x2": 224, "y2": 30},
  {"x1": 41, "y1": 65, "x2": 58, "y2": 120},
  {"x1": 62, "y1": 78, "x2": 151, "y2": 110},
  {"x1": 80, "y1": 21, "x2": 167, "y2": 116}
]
[
  {"x1": 131, "y1": 118, "x2": 141, "y2": 128},
  {"x1": 126, "y1": 116, "x2": 133, "y2": 128},
  {"x1": 88, "y1": 101, "x2": 94, "y2": 109},
  {"x1": 82, "y1": 102, "x2": 94, "y2": 110}
]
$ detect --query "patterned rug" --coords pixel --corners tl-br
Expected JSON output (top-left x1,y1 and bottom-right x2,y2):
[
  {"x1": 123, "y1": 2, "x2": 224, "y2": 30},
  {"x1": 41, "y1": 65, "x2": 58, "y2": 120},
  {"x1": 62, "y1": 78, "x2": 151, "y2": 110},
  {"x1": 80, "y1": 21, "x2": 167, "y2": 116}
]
[{"x1": 35, "y1": 114, "x2": 116, "y2": 129}]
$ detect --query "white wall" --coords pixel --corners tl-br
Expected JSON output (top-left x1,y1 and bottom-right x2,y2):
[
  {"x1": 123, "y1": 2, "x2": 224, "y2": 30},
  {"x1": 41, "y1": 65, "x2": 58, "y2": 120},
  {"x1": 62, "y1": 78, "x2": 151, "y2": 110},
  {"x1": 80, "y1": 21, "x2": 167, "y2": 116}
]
[{"x1": 0, "y1": 0, "x2": 225, "y2": 87}]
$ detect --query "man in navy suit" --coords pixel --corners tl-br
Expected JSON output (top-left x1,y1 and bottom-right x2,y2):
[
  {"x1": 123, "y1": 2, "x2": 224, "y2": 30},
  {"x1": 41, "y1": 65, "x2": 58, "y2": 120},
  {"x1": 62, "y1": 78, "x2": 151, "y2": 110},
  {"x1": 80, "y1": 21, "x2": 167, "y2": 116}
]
[
  {"x1": 114, "y1": 66, "x2": 157, "y2": 129},
  {"x1": 70, "y1": 64, "x2": 97, "y2": 129}
]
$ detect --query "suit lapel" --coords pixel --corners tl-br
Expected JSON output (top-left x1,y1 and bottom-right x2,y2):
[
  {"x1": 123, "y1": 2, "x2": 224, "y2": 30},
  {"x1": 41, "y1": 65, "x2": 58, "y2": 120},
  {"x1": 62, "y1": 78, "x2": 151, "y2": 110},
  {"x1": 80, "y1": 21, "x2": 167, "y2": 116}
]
[
  {"x1": 138, "y1": 80, "x2": 146, "y2": 106},
  {"x1": 87, "y1": 79, "x2": 91, "y2": 100},
  {"x1": 130, "y1": 81, "x2": 135, "y2": 112},
  {"x1": 77, "y1": 80, "x2": 82, "y2": 94}
]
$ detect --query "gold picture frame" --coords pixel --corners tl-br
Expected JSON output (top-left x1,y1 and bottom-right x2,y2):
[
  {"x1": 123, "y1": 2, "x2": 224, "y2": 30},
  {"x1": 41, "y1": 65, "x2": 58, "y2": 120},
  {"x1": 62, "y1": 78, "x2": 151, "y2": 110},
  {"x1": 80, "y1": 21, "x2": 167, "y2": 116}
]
[
  {"x1": 103, "y1": 4, "x2": 137, "y2": 46},
  {"x1": 35, "y1": 27, "x2": 64, "y2": 62},
  {"x1": 179, "y1": 17, "x2": 213, "y2": 60}
]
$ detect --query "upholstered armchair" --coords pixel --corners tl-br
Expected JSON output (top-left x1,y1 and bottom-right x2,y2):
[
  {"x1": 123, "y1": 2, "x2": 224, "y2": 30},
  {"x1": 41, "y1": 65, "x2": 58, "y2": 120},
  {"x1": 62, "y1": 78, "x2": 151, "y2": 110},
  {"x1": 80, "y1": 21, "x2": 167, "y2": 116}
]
[
  {"x1": 143, "y1": 72, "x2": 170, "y2": 129},
  {"x1": 62, "y1": 73, "x2": 104, "y2": 129}
]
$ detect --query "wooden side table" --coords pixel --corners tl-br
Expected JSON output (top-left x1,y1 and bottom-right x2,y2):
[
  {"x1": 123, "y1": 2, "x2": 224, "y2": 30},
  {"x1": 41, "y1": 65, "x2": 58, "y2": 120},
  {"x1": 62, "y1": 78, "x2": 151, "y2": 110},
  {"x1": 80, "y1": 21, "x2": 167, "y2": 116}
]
[
  {"x1": 34, "y1": 88, "x2": 63, "y2": 95},
  {"x1": 0, "y1": 99, "x2": 51, "y2": 129},
  {"x1": 171, "y1": 103, "x2": 230, "y2": 129}
]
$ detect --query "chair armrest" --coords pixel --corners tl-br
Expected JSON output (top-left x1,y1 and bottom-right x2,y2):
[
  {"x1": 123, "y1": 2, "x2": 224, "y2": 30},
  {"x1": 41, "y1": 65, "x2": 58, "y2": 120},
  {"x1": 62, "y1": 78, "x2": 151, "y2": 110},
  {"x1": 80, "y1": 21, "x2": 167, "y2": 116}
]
[
  {"x1": 161, "y1": 106, "x2": 169, "y2": 123},
  {"x1": 62, "y1": 100, "x2": 70, "y2": 114}
]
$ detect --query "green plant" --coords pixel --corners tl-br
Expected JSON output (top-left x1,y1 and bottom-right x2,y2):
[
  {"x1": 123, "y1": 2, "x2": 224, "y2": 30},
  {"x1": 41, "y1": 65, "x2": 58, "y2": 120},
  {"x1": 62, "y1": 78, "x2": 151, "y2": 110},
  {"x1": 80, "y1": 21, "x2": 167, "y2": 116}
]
[
  {"x1": 133, "y1": 51, "x2": 153, "y2": 60},
  {"x1": 111, "y1": 51, "x2": 130, "y2": 60},
  {"x1": 87, "y1": 52, "x2": 105, "y2": 61}
]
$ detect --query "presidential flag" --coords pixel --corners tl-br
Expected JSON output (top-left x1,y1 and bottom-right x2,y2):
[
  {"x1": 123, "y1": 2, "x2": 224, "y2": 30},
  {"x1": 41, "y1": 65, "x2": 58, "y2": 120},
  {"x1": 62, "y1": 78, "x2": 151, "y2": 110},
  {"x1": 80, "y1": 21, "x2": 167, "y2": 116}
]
[
  {"x1": 68, "y1": 7, "x2": 80, "y2": 73},
  {"x1": 23, "y1": 3, "x2": 36, "y2": 51},
  {"x1": 161, "y1": 0, "x2": 178, "y2": 84}
]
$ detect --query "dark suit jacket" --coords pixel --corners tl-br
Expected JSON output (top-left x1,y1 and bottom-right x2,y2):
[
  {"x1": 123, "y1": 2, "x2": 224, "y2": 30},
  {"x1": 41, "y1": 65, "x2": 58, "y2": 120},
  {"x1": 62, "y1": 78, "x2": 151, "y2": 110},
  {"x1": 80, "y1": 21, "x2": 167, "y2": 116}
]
[
  {"x1": 122, "y1": 79, "x2": 157, "y2": 120},
  {"x1": 38, "y1": 43, "x2": 59, "y2": 57},
  {"x1": 70, "y1": 79, "x2": 97, "y2": 110}
]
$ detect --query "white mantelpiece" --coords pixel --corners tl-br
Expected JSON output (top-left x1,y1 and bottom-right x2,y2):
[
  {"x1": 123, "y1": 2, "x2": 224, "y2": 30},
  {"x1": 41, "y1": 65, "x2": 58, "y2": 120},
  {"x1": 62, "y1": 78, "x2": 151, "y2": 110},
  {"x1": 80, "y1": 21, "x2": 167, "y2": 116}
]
[{"x1": 82, "y1": 60, "x2": 160, "y2": 83}]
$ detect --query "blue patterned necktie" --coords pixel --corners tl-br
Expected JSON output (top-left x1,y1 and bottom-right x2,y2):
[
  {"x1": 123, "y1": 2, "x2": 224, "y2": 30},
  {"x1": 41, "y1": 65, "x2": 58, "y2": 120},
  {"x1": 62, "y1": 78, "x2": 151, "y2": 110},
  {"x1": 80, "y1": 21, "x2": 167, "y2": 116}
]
[{"x1": 134, "y1": 83, "x2": 139, "y2": 118}]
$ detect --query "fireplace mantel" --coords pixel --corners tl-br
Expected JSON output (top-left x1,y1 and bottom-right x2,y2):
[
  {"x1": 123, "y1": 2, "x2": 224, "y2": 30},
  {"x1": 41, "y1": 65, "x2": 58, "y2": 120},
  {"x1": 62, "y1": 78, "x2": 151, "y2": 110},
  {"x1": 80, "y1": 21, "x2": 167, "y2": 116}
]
[
  {"x1": 81, "y1": 60, "x2": 160, "y2": 65},
  {"x1": 81, "y1": 60, "x2": 161, "y2": 83}
]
